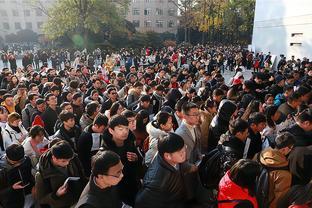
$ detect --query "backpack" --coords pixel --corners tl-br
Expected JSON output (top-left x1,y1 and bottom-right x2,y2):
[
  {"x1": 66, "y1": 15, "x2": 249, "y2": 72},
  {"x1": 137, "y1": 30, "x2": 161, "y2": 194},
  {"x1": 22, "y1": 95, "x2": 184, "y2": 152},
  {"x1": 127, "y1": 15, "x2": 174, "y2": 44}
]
[
  {"x1": 198, "y1": 145, "x2": 239, "y2": 189},
  {"x1": 256, "y1": 154, "x2": 289, "y2": 208}
]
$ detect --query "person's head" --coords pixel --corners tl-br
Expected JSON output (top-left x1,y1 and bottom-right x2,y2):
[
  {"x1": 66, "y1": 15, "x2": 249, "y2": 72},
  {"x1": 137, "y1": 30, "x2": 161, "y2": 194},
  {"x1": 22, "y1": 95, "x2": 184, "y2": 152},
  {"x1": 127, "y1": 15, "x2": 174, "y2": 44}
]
[
  {"x1": 287, "y1": 91, "x2": 302, "y2": 109},
  {"x1": 8, "y1": 112, "x2": 21, "y2": 127},
  {"x1": 3, "y1": 94, "x2": 14, "y2": 106},
  {"x1": 139, "y1": 95, "x2": 150, "y2": 109},
  {"x1": 60, "y1": 102, "x2": 73, "y2": 113},
  {"x1": 29, "y1": 125, "x2": 45, "y2": 144},
  {"x1": 93, "y1": 79, "x2": 102, "y2": 89},
  {"x1": 265, "y1": 105, "x2": 280, "y2": 128},
  {"x1": 107, "y1": 87, "x2": 118, "y2": 101},
  {"x1": 248, "y1": 112, "x2": 267, "y2": 133},
  {"x1": 92, "y1": 114, "x2": 108, "y2": 133},
  {"x1": 155, "y1": 112, "x2": 173, "y2": 132},
  {"x1": 91, "y1": 150, "x2": 123, "y2": 187},
  {"x1": 28, "y1": 93, "x2": 39, "y2": 107},
  {"x1": 212, "y1": 89, "x2": 224, "y2": 103},
  {"x1": 202, "y1": 99, "x2": 217, "y2": 114},
  {"x1": 91, "y1": 90, "x2": 100, "y2": 101},
  {"x1": 133, "y1": 82, "x2": 143, "y2": 94},
  {"x1": 59, "y1": 110, "x2": 75, "y2": 129},
  {"x1": 0, "y1": 106, "x2": 8, "y2": 122},
  {"x1": 264, "y1": 94, "x2": 274, "y2": 106},
  {"x1": 29, "y1": 83, "x2": 39, "y2": 94},
  {"x1": 296, "y1": 108, "x2": 312, "y2": 131},
  {"x1": 175, "y1": 99, "x2": 185, "y2": 119},
  {"x1": 283, "y1": 85, "x2": 294, "y2": 98},
  {"x1": 275, "y1": 132, "x2": 295, "y2": 156},
  {"x1": 182, "y1": 102, "x2": 200, "y2": 126},
  {"x1": 136, "y1": 110, "x2": 150, "y2": 132},
  {"x1": 157, "y1": 132, "x2": 186, "y2": 166},
  {"x1": 36, "y1": 98, "x2": 46, "y2": 112},
  {"x1": 297, "y1": 86, "x2": 311, "y2": 103},
  {"x1": 45, "y1": 93, "x2": 58, "y2": 107},
  {"x1": 109, "y1": 101, "x2": 125, "y2": 117},
  {"x1": 155, "y1": 85, "x2": 165, "y2": 96},
  {"x1": 229, "y1": 119, "x2": 249, "y2": 141},
  {"x1": 5, "y1": 143, "x2": 25, "y2": 166},
  {"x1": 108, "y1": 115, "x2": 129, "y2": 142},
  {"x1": 51, "y1": 141, "x2": 74, "y2": 167},
  {"x1": 229, "y1": 159, "x2": 261, "y2": 197},
  {"x1": 72, "y1": 92, "x2": 83, "y2": 106},
  {"x1": 121, "y1": 110, "x2": 136, "y2": 131},
  {"x1": 86, "y1": 101, "x2": 100, "y2": 117}
]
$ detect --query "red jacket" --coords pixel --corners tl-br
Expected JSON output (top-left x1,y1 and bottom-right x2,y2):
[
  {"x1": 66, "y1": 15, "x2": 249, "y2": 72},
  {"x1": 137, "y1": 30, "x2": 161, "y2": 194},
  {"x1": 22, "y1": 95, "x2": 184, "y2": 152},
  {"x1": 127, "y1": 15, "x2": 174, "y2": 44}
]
[{"x1": 217, "y1": 171, "x2": 259, "y2": 208}]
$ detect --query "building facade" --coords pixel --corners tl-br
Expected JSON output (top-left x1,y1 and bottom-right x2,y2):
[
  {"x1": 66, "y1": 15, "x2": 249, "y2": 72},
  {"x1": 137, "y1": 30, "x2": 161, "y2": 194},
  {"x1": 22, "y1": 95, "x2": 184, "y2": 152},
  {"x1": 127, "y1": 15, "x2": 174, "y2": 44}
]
[
  {"x1": 252, "y1": 0, "x2": 312, "y2": 59},
  {"x1": 126, "y1": 0, "x2": 178, "y2": 34}
]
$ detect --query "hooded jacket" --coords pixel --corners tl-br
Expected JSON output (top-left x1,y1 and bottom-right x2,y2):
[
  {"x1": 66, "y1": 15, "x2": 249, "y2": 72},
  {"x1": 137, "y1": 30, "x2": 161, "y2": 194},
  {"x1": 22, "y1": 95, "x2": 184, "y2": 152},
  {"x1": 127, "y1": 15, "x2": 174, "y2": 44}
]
[
  {"x1": 208, "y1": 100, "x2": 237, "y2": 152},
  {"x1": 145, "y1": 121, "x2": 169, "y2": 166},
  {"x1": 257, "y1": 148, "x2": 292, "y2": 208},
  {"x1": 35, "y1": 150, "x2": 86, "y2": 208},
  {"x1": 2, "y1": 123, "x2": 28, "y2": 150},
  {"x1": 217, "y1": 171, "x2": 258, "y2": 208}
]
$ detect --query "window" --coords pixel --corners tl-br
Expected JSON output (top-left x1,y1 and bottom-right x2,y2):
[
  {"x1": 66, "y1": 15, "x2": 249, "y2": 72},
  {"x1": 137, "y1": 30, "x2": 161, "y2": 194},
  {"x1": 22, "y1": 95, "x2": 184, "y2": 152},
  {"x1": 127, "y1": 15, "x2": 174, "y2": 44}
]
[
  {"x1": 290, "y1": 43, "x2": 302, "y2": 46},
  {"x1": 132, "y1": 20, "x2": 140, "y2": 27},
  {"x1": 168, "y1": 8, "x2": 175, "y2": 16},
  {"x1": 145, "y1": 0, "x2": 151, "y2": 2},
  {"x1": 168, "y1": 20, "x2": 174, "y2": 28},
  {"x1": 132, "y1": 8, "x2": 140, "y2": 15},
  {"x1": 37, "y1": 22, "x2": 43, "y2": 29},
  {"x1": 291, "y1": 33, "x2": 303, "y2": 37},
  {"x1": 24, "y1": 10, "x2": 30, "y2": 16},
  {"x1": 3, "y1": 22, "x2": 10, "y2": 30},
  {"x1": 12, "y1": 10, "x2": 19, "y2": 16},
  {"x1": 15, "y1": 22, "x2": 21, "y2": 29},
  {"x1": 0, "y1": 10, "x2": 8, "y2": 17},
  {"x1": 0, "y1": 0, "x2": 5, "y2": 3},
  {"x1": 144, "y1": 8, "x2": 151, "y2": 15},
  {"x1": 144, "y1": 20, "x2": 152, "y2": 27},
  {"x1": 156, "y1": 20, "x2": 164, "y2": 28},
  {"x1": 132, "y1": 0, "x2": 137, "y2": 2},
  {"x1": 36, "y1": 9, "x2": 43, "y2": 16},
  {"x1": 26, "y1": 22, "x2": 32, "y2": 29},
  {"x1": 156, "y1": 8, "x2": 163, "y2": 15}
]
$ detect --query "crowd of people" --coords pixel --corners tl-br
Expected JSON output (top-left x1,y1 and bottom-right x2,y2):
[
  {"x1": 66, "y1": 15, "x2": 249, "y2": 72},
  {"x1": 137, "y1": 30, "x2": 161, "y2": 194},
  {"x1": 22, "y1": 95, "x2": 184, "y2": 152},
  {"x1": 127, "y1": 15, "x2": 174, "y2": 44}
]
[{"x1": 0, "y1": 44, "x2": 311, "y2": 208}]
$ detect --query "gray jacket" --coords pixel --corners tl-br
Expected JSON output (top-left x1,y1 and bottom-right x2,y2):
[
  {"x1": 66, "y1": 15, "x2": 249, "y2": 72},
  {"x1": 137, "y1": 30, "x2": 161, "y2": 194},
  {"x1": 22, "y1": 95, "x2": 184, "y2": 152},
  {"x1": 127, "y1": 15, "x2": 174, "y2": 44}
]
[{"x1": 21, "y1": 103, "x2": 36, "y2": 130}]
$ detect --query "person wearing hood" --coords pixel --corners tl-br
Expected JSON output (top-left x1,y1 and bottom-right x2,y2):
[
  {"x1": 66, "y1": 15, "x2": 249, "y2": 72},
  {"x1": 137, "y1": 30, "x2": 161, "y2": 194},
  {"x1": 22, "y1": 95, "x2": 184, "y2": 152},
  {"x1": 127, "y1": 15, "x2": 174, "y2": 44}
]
[
  {"x1": 254, "y1": 132, "x2": 295, "y2": 208},
  {"x1": 145, "y1": 112, "x2": 174, "y2": 166},
  {"x1": 35, "y1": 140, "x2": 86, "y2": 208},
  {"x1": 101, "y1": 115, "x2": 141, "y2": 206},
  {"x1": 208, "y1": 99, "x2": 237, "y2": 152},
  {"x1": 77, "y1": 114, "x2": 108, "y2": 177},
  {"x1": 0, "y1": 144, "x2": 35, "y2": 208}
]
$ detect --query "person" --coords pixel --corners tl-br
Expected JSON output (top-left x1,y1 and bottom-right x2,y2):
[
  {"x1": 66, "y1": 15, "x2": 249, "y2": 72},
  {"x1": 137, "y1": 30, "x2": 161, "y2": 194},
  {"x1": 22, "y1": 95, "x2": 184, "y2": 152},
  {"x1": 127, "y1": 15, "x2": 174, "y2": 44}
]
[
  {"x1": 71, "y1": 92, "x2": 84, "y2": 121},
  {"x1": 133, "y1": 94, "x2": 152, "y2": 115},
  {"x1": 41, "y1": 93, "x2": 61, "y2": 136},
  {"x1": 30, "y1": 98, "x2": 46, "y2": 127},
  {"x1": 145, "y1": 111, "x2": 174, "y2": 166},
  {"x1": 53, "y1": 111, "x2": 81, "y2": 151},
  {"x1": 133, "y1": 109, "x2": 150, "y2": 149},
  {"x1": 35, "y1": 140, "x2": 86, "y2": 208},
  {"x1": 135, "y1": 133, "x2": 188, "y2": 208},
  {"x1": 2, "y1": 112, "x2": 28, "y2": 150},
  {"x1": 276, "y1": 180, "x2": 312, "y2": 208},
  {"x1": 80, "y1": 101, "x2": 101, "y2": 130},
  {"x1": 75, "y1": 150, "x2": 124, "y2": 208},
  {"x1": 217, "y1": 159, "x2": 261, "y2": 208},
  {"x1": 22, "y1": 125, "x2": 49, "y2": 168},
  {"x1": 1, "y1": 94, "x2": 15, "y2": 114},
  {"x1": 150, "y1": 85, "x2": 165, "y2": 115},
  {"x1": 126, "y1": 82, "x2": 143, "y2": 110},
  {"x1": 255, "y1": 132, "x2": 295, "y2": 208},
  {"x1": 102, "y1": 115, "x2": 141, "y2": 206},
  {"x1": 277, "y1": 92, "x2": 301, "y2": 122},
  {"x1": 21, "y1": 93, "x2": 39, "y2": 130},
  {"x1": 208, "y1": 99, "x2": 237, "y2": 152},
  {"x1": 77, "y1": 114, "x2": 108, "y2": 177},
  {"x1": 0, "y1": 144, "x2": 35, "y2": 208},
  {"x1": 101, "y1": 87, "x2": 118, "y2": 113}
]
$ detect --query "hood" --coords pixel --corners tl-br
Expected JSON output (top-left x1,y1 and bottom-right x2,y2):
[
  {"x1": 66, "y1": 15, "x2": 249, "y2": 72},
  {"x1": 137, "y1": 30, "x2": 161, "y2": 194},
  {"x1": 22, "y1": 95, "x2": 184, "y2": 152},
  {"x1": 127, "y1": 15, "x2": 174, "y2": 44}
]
[
  {"x1": 217, "y1": 99, "x2": 237, "y2": 122},
  {"x1": 259, "y1": 148, "x2": 288, "y2": 168},
  {"x1": 146, "y1": 121, "x2": 168, "y2": 138},
  {"x1": 219, "y1": 171, "x2": 250, "y2": 197}
]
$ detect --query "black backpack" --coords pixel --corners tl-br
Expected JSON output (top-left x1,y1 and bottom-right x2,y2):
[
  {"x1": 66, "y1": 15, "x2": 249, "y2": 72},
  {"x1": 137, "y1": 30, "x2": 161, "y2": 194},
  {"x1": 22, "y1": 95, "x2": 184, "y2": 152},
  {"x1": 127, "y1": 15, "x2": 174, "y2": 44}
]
[
  {"x1": 256, "y1": 154, "x2": 289, "y2": 208},
  {"x1": 198, "y1": 145, "x2": 239, "y2": 189}
]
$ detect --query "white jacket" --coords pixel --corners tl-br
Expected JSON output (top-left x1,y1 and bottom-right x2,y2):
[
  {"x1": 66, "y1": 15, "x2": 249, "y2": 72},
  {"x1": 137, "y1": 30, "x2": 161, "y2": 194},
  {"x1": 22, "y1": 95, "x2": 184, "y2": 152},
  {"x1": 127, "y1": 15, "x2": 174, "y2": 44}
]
[{"x1": 2, "y1": 123, "x2": 28, "y2": 150}]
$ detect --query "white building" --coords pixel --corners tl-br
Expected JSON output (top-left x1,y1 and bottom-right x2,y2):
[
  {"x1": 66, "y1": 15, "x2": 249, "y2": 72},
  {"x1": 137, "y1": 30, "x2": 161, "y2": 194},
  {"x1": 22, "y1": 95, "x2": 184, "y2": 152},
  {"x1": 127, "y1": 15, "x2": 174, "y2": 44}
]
[
  {"x1": 252, "y1": 0, "x2": 312, "y2": 59},
  {"x1": 0, "y1": 0, "x2": 178, "y2": 41},
  {"x1": 126, "y1": 0, "x2": 178, "y2": 34}
]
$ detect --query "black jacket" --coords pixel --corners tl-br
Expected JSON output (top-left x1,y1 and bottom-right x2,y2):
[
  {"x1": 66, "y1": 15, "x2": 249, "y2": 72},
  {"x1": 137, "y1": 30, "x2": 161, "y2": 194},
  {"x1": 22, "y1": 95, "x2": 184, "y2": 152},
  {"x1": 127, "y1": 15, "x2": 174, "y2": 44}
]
[
  {"x1": 75, "y1": 176, "x2": 122, "y2": 208},
  {"x1": 284, "y1": 124, "x2": 312, "y2": 147},
  {"x1": 0, "y1": 156, "x2": 34, "y2": 208},
  {"x1": 135, "y1": 154, "x2": 187, "y2": 208},
  {"x1": 247, "y1": 128, "x2": 263, "y2": 159},
  {"x1": 53, "y1": 124, "x2": 81, "y2": 152},
  {"x1": 77, "y1": 125, "x2": 103, "y2": 177},
  {"x1": 102, "y1": 129, "x2": 141, "y2": 206},
  {"x1": 41, "y1": 106, "x2": 61, "y2": 136}
]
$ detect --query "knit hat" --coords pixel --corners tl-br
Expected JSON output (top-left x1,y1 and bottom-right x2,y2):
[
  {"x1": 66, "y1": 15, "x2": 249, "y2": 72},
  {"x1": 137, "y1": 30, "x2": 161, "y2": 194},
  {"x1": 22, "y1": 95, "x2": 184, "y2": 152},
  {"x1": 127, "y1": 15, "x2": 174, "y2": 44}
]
[{"x1": 6, "y1": 144, "x2": 25, "y2": 161}]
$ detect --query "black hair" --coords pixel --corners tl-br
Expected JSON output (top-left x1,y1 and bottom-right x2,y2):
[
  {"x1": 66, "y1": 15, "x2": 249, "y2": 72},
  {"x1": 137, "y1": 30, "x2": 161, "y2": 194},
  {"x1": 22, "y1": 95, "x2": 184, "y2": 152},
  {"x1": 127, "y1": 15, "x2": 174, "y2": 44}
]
[
  {"x1": 287, "y1": 91, "x2": 301, "y2": 103},
  {"x1": 91, "y1": 150, "x2": 121, "y2": 177},
  {"x1": 109, "y1": 115, "x2": 129, "y2": 129},
  {"x1": 275, "y1": 132, "x2": 295, "y2": 149},
  {"x1": 28, "y1": 93, "x2": 38, "y2": 101},
  {"x1": 229, "y1": 159, "x2": 261, "y2": 197},
  {"x1": 136, "y1": 110, "x2": 150, "y2": 132},
  {"x1": 157, "y1": 132, "x2": 184, "y2": 158},
  {"x1": 60, "y1": 102, "x2": 71, "y2": 110},
  {"x1": 29, "y1": 125, "x2": 45, "y2": 138},
  {"x1": 109, "y1": 101, "x2": 125, "y2": 117},
  {"x1": 297, "y1": 108, "x2": 312, "y2": 122},
  {"x1": 93, "y1": 113, "x2": 108, "y2": 127},
  {"x1": 69, "y1": 80, "x2": 79, "y2": 89},
  {"x1": 45, "y1": 93, "x2": 55, "y2": 102},
  {"x1": 86, "y1": 101, "x2": 100, "y2": 116},
  {"x1": 155, "y1": 112, "x2": 172, "y2": 129},
  {"x1": 3, "y1": 93, "x2": 13, "y2": 100},
  {"x1": 182, "y1": 102, "x2": 198, "y2": 115},
  {"x1": 51, "y1": 140, "x2": 74, "y2": 159},
  {"x1": 212, "y1": 88, "x2": 224, "y2": 97},
  {"x1": 229, "y1": 119, "x2": 249, "y2": 135},
  {"x1": 59, "y1": 110, "x2": 75, "y2": 122},
  {"x1": 107, "y1": 87, "x2": 117, "y2": 94},
  {"x1": 121, "y1": 110, "x2": 136, "y2": 119},
  {"x1": 72, "y1": 92, "x2": 82, "y2": 100},
  {"x1": 265, "y1": 105, "x2": 278, "y2": 128},
  {"x1": 248, "y1": 112, "x2": 266, "y2": 125}
]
